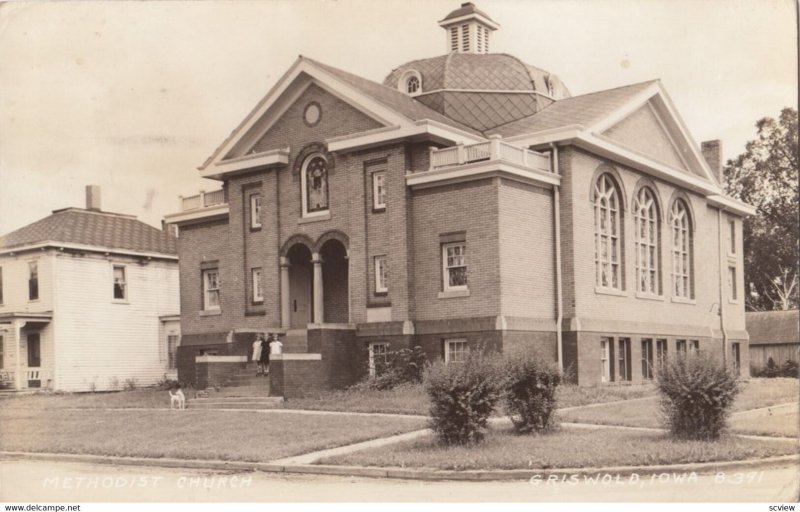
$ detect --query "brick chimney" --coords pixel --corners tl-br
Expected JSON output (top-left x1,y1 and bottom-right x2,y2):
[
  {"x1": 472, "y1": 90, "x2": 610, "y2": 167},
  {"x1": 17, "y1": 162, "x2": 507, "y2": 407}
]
[
  {"x1": 701, "y1": 140, "x2": 723, "y2": 183},
  {"x1": 85, "y1": 185, "x2": 101, "y2": 211}
]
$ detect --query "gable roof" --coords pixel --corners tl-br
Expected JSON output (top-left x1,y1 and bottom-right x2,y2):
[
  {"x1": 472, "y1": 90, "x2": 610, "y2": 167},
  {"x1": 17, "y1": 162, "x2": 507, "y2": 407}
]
[
  {"x1": 305, "y1": 57, "x2": 481, "y2": 136},
  {"x1": 491, "y1": 80, "x2": 657, "y2": 137},
  {"x1": 0, "y1": 208, "x2": 177, "y2": 256},
  {"x1": 746, "y1": 310, "x2": 800, "y2": 345},
  {"x1": 199, "y1": 56, "x2": 483, "y2": 174}
]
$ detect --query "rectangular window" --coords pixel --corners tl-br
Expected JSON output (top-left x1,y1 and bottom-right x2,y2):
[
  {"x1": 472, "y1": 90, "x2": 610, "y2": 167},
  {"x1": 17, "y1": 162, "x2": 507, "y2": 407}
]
[
  {"x1": 250, "y1": 194, "x2": 262, "y2": 229},
  {"x1": 729, "y1": 220, "x2": 736, "y2": 254},
  {"x1": 656, "y1": 338, "x2": 668, "y2": 366},
  {"x1": 374, "y1": 255, "x2": 388, "y2": 294},
  {"x1": 202, "y1": 269, "x2": 220, "y2": 310},
  {"x1": 0, "y1": 267, "x2": 3, "y2": 304},
  {"x1": 113, "y1": 265, "x2": 127, "y2": 300},
  {"x1": 442, "y1": 242, "x2": 467, "y2": 291},
  {"x1": 728, "y1": 266, "x2": 738, "y2": 301},
  {"x1": 167, "y1": 335, "x2": 179, "y2": 370},
  {"x1": 368, "y1": 342, "x2": 389, "y2": 377},
  {"x1": 618, "y1": 337, "x2": 631, "y2": 381},
  {"x1": 444, "y1": 339, "x2": 469, "y2": 364},
  {"x1": 641, "y1": 338, "x2": 654, "y2": 380},
  {"x1": 27, "y1": 333, "x2": 41, "y2": 368},
  {"x1": 689, "y1": 339, "x2": 700, "y2": 356},
  {"x1": 732, "y1": 342, "x2": 741, "y2": 375},
  {"x1": 600, "y1": 337, "x2": 611, "y2": 383},
  {"x1": 28, "y1": 261, "x2": 39, "y2": 301},
  {"x1": 251, "y1": 267, "x2": 263, "y2": 304},
  {"x1": 676, "y1": 339, "x2": 687, "y2": 357},
  {"x1": 372, "y1": 172, "x2": 386, "y2": 210}
]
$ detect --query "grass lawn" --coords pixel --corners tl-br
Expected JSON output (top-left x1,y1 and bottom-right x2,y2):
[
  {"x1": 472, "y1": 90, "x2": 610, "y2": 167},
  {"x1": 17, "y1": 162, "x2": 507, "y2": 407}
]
[
  {"x1": 284, "y1": 384, "x2": 427, "y2": 415},
  {"x1": 0, "y1": 408, "x2": 426, "y2": 462},
  {"x1": 319, "y1": 426, "x2": 799, "y2": 470},
  {"x1": 283, "y1": 382, "x2": 656, "y2": 416},
  {"x1": 559, "y1": 378, "x2": 799, "y2": 436},
  {"x1": 733, "y1": 378, "x2": 799, "y2": 412},
  {"x1": 730, "y1": 410, "x2": 800, "y2": 438},
  {"x1": 0, "y1": 388, "x2": 170, "y2": 410}
]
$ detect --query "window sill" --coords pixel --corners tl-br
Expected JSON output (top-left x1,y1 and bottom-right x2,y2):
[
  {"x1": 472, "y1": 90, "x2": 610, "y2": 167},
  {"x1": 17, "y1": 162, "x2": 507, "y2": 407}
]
[
  {"x1": 298, "y1": 212, "x2": 331, "y2": 224},
  {"x1": 372, "y1": 206, "x2": 386, "y2": 214},
  {"x1": 438, "y1": 289, "x2": 470, "y2": 299},
  {"x1": 594, "y1": 287, "x2": 627, "y2": 297},
  {"x1": 250, "y1": 226, "x2": 262, "y2": 232},
  {"x1": 670, "y1": 296, "x2": 696, "y2": 305},
  {"x1": 111, "y1": 299, "x2": 130, "y2": 305},
  {"x1": 635, "y1": 292, "x2": 664, "y2": 301},
  {"x1": 199, "y1": 309, "x2": 222, "y2": 317},
  {"x1": 728, "y1": 299, "x2": 740, "y2": 305},
  {"x1": 245, "y1": 310, "x2": 266, "y2": 317},
  {"x1": 374, "y1": 290, "x2": 388, "y2": 296}
]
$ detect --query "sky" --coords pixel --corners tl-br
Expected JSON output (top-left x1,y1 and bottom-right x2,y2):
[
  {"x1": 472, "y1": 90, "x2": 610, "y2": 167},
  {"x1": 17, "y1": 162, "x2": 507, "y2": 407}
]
[{"x1": 0, "y1": 0, "x2": 796, "y2": 234}]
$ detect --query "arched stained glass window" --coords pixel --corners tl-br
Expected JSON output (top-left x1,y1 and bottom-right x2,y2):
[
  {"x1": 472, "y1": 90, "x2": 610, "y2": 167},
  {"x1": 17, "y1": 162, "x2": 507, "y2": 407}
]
[
  {"x1": 634, "y1": 187, "x2": 660, "y2": 295},
  {"x1": 594, "y1": 174, "x2": 623, "y2": 289},
  {"x1": 670, "y1": 199, "x2": 693, "y2": 298},
  {"x1": 302, "y1": 155, "x2": 329, "y2": 216}
]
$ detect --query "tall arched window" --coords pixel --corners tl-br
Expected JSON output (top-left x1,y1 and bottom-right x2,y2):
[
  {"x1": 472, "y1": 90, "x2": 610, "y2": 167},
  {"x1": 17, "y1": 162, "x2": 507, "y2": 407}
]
[
  {"x1": 670, "y1": 199, "x2": 693, "y2": 298},
  {"x1": 634, "y1": 187, "x2": 660, "y2": 295},
  {"x1": 594, "y1": 174, "x2": 623, "y2": 290},
  {"x1": 301, "y1": 154, "x2": 329, "y2": 217}
]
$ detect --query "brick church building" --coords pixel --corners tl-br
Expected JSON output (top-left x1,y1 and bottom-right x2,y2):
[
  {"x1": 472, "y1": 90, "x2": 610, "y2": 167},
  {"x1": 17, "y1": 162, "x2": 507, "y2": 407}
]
[{"x1": 165, "y1": 3, "x2": 754, "y2": 395}]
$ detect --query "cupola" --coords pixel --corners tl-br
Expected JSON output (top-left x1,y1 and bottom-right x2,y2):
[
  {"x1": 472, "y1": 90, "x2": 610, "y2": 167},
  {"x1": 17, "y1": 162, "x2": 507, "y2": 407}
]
[{"x1": 438, "y1": 2, "x2": 499, "y2": 54}]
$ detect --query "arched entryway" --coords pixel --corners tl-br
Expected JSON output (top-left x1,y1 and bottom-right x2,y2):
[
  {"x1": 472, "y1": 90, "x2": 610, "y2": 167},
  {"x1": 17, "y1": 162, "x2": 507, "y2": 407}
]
[
  {"x1": 286, "y1": 243, "x2": 313, "y2": 328},
  {"x1": 320, "y1": 239, "x2": 349, "y2": 324}
]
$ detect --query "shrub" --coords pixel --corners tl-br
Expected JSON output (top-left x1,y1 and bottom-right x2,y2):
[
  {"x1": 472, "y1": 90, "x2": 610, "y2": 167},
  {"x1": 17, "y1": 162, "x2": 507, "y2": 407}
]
[
  {"x1": 123, "y1": 377, "x2": 138, "y2": 391},
  {"x1": 780, "y1": 359, "x2": 799, "y2": 378},
  {"x1": 424, "y1": 353, "x2": 503, "y2": 445},
  {"x1": 657, "y1": 352, "x2": 739, "y2": 440},
  {"x1": 501, "y1": 351, "x2": 561, "y2": 434},
  {"x1": 355, "y1": 346, "x2": 427, "y2": 391}
]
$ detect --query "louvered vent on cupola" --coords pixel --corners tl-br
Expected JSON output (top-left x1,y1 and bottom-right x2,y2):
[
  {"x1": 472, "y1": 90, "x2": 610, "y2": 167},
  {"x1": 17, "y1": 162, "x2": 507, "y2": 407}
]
[{"x1": 439, "y1": 2, "x2": 499, "y2": 54}]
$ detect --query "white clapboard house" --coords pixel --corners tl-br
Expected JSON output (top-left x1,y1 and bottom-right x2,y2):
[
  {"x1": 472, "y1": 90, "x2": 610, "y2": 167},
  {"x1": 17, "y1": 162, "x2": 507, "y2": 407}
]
[{"x1": 0, "y1": 186, "x2": 180, "y2": 392}]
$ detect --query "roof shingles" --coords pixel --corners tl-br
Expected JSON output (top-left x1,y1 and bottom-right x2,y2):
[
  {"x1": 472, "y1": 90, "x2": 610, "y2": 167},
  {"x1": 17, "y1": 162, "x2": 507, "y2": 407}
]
[{"x1": 0, "y1": 209, "x2": 177, "y2": 256}]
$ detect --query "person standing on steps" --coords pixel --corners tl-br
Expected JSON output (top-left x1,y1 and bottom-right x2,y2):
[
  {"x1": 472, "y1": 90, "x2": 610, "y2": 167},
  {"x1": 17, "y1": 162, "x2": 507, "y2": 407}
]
[
  {"x1": 259, "y1": 333, "x2": 270, "y2": 376},
  {"x1": 252, "y1": 334, "x2": 263, "y2": 375},
  {"x1": 267, "y1": 333, "x2": 283, "y2": 376}
]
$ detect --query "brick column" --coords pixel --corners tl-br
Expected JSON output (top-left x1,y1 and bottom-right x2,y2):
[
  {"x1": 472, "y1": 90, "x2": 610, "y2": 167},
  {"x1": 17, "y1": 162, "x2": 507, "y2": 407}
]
[
  {"x1": 280, "y1": 256, "x2": 291, "y2": 329},
  {"x1": 312, "y1": 252, "x2": 324, "y2": 324}
]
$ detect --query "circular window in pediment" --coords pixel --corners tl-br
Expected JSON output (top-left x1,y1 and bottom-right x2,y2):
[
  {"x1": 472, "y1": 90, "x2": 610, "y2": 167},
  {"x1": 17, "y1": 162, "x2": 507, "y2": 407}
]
[{"x1": 303, "y1": 102, "x2": 321, "y2": 127}]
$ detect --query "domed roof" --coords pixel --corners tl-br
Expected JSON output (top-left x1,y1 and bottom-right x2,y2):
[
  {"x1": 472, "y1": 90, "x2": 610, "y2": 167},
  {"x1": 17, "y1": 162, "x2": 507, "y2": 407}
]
[
  {"x1": 383, "y1": 53, "x2": 570, "y2": 133},
  {"x1": 383, "y1": 53, "x2": 570, "y2": 98}
]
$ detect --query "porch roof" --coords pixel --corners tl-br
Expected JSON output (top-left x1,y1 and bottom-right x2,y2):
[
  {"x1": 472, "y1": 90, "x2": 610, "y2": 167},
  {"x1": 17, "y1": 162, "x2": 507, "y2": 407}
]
[{"x1": 0, "y1": 312, "x2": 53, "y2": 324}]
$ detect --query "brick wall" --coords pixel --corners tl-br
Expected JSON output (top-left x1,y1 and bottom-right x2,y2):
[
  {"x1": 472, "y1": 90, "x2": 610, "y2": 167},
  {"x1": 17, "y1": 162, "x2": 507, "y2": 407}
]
[
  {"x1": 410, "y1": 178, "x2": 501, "y2": 321},
  {"x1": 497, "y1": 179, "x2": 556, "y2": 319},
  {"x1": 561, "y1": 146, "x2": 746, "y2": 335}
]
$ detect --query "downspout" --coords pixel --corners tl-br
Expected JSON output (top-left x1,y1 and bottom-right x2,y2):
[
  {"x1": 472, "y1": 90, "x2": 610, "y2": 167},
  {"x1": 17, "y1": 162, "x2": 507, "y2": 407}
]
[
  {"x1": 717, "y1": 208, "x2": 728, "y2": 365},
  {"x1": 550, "y1": 143, "x2": 564, "y2": 373}
]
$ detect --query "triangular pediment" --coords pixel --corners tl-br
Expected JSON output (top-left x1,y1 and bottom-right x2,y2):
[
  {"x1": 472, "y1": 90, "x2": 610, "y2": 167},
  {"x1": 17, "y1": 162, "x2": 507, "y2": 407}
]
[
  {"x1": 601, "y1": 101, "x2": 693, "y2": 174},
  {"x1": 199, "y1": 57, "x2": 417, "y2": 177},
  {"x1": 587, "y1": 83, "x2": 718, "y2": 184},
  {"x1": 230, "y1": 81, "x2": 385, "y2": 159}
]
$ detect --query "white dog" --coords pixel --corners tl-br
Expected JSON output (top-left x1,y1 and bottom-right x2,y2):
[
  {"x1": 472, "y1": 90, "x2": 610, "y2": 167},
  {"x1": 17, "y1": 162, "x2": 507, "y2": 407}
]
[{"x1": 169, "y1": 388, "x2": 186, "y2": 410}]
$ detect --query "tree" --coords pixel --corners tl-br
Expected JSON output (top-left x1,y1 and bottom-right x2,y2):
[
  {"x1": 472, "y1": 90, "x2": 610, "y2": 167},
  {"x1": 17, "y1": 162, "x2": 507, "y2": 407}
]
[{"x1": 724, "y1": 108, "x2": 799, "y2": 311}]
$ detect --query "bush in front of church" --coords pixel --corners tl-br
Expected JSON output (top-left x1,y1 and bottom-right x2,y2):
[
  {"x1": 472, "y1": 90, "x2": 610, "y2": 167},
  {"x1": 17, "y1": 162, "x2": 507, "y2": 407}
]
[
  {"x1": 424, "y1": 352, "x2": 503, "y2": 445},
  {"x1": 657, "y1": 352, "x2": 740, "y2": 440}
]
